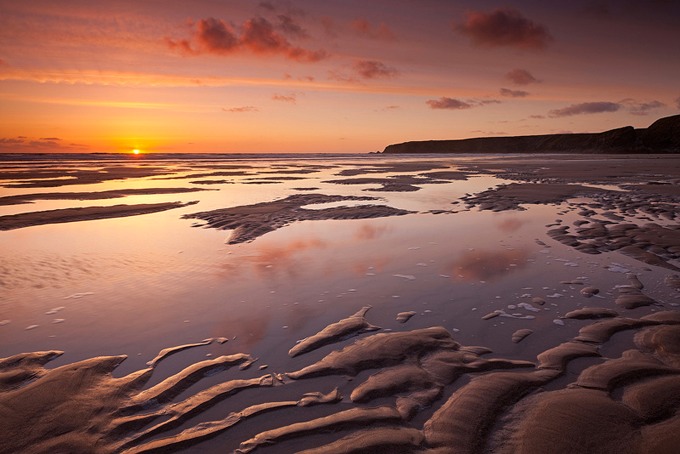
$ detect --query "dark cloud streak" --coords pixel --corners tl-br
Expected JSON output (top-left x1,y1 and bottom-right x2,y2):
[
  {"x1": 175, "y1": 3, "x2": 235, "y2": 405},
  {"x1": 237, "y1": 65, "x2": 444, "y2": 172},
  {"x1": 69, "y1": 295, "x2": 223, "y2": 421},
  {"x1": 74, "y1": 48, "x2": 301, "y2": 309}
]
[
  {"x1": 223, "y1": 106, "x2": 259, "y2": 113},
  {"x1": 353, "y1": 60, "x2": 398, "y2": 79},
  {"x1": 500, "y1": 88, "x2": 529, "y2": 98},
  {"x1": 272, "y1": 93, "x2": 297, "y2": 103},
  {"x1": 167, "y1": 16, "x2": 327, "y2": 62},
  {"x1": 427, "y1": 98, "x2": 472, "y2": 110},
  {"x1": 457, "y1": 8, "x2": 552, "y2": 49},
  {"x1": 621, "y1": 99, "x2": 665, "y2": 116},
  {"x1": 427, "y1": 97, "x2": 501, "y2": 110},
  {"x1": 505, "y1": 69, "x2": 539, "y2": 85},
  {"x1": 277, "y1": 15, "x2": 309, "y2": 39},
  {"x1": 548, "y1": 102, "x2": 620, "y2": 117}
]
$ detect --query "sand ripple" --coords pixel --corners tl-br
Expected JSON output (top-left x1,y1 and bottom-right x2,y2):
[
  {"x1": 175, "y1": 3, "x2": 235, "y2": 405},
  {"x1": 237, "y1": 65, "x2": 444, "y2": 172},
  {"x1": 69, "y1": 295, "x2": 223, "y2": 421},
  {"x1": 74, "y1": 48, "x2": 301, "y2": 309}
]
[{"x1": 3, "y1": 305, "x2": 680, "y2": 453}]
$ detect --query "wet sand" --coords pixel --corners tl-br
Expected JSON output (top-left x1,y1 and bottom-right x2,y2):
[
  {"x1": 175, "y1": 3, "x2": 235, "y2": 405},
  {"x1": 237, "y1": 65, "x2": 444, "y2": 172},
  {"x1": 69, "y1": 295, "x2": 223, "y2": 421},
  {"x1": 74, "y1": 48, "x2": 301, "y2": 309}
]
[
  {"x1": 0, "y1": 201, "x2": 198, "y2": 231},
  {"x1": 0, "y1": 187, "x2": 210, "y2": 206},
  {"x1": 2, "y1": 153, "x2": 680, "y2": 453},
  {"x1": 2, "y1": 307, "x2": 679, "y2": 453},
  {"x1": 183, "y1": 193, "x2": 413, "y2": 244}
]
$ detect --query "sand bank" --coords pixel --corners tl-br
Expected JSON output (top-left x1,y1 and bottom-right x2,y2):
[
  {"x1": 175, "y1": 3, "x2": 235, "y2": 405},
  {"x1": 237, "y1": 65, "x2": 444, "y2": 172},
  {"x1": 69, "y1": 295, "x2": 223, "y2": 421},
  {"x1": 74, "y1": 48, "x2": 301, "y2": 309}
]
[
  {"x1": 0, "y1": 201, "x2": 197, "y2": 230},
  {"x1": 183, "y1": 193, "x2": 413, "y2": 244}
]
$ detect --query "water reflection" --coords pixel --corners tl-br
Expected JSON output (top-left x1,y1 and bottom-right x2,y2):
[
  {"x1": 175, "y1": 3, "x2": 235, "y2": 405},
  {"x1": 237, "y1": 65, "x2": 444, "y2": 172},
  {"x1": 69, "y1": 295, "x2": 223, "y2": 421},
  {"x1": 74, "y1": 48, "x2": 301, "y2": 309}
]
[
  {"x1": 447, "y1": 248, "x2": 529, "y2": 281},
  {"x1": 495, "y1": 217, "x2": 527, "y2": 233},
  {"x1": 211, "y1": 310, "x2": 271, "y2": 352},
  {"x1": 353, "y1": 223, "x2": 391, "y2": 241},
  {"x1": 217, "y1": 236, "x2": 328, "y2": 281}
]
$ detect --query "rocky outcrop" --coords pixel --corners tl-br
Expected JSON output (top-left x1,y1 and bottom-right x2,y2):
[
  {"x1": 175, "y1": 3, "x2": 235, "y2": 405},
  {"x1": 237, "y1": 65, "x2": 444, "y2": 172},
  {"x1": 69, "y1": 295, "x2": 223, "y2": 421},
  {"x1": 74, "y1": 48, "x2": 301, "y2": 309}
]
[{"x1": 383, "y1": 115, "x2": 680, "y2": 154}]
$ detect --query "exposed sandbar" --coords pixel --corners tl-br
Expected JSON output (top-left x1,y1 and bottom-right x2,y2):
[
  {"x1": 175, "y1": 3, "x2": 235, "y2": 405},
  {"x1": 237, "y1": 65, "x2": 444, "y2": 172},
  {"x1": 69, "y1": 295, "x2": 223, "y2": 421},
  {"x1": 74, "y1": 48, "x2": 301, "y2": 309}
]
[
  {"x1": 183, "y1": 193, "x2": 414, "y2": 244},
  {"x1": 0, "y1": 201, "x2": 198, "y2": 230},
  {"x1": 0, "y1": 187, "x2": 209, "y2": 206}
]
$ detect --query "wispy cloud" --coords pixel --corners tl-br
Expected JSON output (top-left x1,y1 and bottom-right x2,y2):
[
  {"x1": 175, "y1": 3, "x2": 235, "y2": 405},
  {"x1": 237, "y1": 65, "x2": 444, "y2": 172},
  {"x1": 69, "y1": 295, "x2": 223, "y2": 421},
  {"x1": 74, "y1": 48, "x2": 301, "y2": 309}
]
[
  {"x1": 330, "y1": 59, "x2": 399, "y2": 82},
  {"x1": 167, "y1": 16, "x2": 327, "y2": 63},
  {"x1": 223, "y1": 106, "x2": 259, "y2": 113},
  {"x1": 500, "y1": 88, "x2": 529, "y2": 98},
  {"x1": 457, "y1": 8, "x2": 552, "y2": 49},
  {"x1": 277, "y1": 15, "x2": 309, "y2": 39},
  {"x1": 620, "y1": 98, "x2": 665, "y2": 116},
  {"x1": 548, "y1": 99, "x2": 666, "y2": 118},
  {"x1": 427, "y1": 97, "x2": 500, "y2": 110},
  {"x1": 350, "y1": 18, "x2": 396, "y2": 40},
  {"x1": 426, "y1": 98, "x2": 471, "y2": 110},
  {"x1": 0, "y1": 136, "x2": 88, "y2": 152},
  {"x1": 505, "y1": 69, "x2": 539, "y2": 85},
  {"x1": 258, "y1": 2, "x2": 275, "y2": 12},
  {"x1": 548, "y1": 101, "x2": 620, "y2": 117},
  {"x1": 272, "y1": 93, "x2": 297, "y2": 103},
  {"x1": 353, "y1": 60, "x2": 398, "y2": 79}
]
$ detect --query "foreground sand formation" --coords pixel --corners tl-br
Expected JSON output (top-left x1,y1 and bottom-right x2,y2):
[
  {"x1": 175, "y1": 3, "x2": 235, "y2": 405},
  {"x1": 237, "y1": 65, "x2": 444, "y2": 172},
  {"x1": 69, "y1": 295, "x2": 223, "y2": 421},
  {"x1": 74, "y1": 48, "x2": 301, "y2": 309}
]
[{"x1": 2, "y1": 302, "x2": 680, "y2": 453}]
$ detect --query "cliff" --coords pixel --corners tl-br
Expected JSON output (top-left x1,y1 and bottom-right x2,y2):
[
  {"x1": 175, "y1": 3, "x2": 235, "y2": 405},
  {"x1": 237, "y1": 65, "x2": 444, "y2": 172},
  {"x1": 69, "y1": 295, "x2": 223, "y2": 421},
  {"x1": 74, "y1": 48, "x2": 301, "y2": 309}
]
[{"x1": 382, "y1": 114, "x2": 680, "y2": 154}]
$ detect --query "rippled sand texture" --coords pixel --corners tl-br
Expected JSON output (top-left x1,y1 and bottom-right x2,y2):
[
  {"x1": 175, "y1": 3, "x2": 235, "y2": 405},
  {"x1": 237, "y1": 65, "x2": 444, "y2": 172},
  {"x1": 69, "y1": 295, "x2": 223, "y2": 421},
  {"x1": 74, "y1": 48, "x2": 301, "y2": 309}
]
[
  {"x1": 2, "y1": 305, "x2": 680, "y2": 453},
  {"x1": 460, "y1": 155, "x2": 680, "y2": 272}
]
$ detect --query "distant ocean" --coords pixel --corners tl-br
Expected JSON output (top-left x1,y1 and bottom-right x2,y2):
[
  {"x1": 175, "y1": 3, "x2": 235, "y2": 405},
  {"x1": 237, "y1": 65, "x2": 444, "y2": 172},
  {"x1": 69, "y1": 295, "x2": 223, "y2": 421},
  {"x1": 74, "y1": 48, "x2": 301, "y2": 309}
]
[
  {"x1": 0, "y1": 152, "x2": 524, "y2": 162},
  {"x1": 0, "y1": 152, "x2": 377, "y2": 162}
]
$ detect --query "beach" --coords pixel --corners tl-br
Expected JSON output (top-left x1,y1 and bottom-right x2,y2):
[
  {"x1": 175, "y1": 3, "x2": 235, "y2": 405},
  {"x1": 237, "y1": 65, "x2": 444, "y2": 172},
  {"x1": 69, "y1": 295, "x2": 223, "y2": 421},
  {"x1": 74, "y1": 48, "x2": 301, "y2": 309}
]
[{"x1": 1, "y1": 153, "x2": 680, "y2": 453}]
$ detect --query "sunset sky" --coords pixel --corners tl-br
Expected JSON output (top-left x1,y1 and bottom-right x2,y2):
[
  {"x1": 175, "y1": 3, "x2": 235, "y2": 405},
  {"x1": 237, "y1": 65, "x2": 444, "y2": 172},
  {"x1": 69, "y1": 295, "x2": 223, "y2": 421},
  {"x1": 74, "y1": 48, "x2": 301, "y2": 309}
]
[{"x1": 1, "y1": 0, "x2": 679, "y2": 153}]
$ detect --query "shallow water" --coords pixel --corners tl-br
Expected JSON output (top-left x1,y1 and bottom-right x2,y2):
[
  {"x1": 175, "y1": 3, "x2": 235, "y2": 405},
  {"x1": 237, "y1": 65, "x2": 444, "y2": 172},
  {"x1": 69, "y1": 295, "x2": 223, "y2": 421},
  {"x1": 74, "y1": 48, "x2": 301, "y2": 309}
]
[{"x1": 1, "y1": 153, "x2": 679, "y2": 453}]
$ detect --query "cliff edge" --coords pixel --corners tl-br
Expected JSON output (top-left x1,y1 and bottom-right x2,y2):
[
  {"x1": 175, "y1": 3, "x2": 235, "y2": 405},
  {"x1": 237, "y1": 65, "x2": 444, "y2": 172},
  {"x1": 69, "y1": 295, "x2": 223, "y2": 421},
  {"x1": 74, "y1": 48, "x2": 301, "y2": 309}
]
[{"x1": 382, "y1": 114, "x2": 680, "y2": 154}]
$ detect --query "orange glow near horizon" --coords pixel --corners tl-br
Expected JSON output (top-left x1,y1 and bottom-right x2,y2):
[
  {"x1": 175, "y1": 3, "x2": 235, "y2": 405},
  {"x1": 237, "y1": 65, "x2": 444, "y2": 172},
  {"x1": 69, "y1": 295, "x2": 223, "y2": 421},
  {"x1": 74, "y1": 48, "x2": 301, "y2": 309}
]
[{"x1": 0, "y1": 2, "x2": 678, "y2": 154}]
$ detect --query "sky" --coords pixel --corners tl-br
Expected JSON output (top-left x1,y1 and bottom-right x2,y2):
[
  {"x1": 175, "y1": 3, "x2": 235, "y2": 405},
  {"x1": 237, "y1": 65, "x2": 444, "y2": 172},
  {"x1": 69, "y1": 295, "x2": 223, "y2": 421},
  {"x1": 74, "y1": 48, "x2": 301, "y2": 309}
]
[{"x1": 1, "y1": 0, "x2": 679, "y2": 154}]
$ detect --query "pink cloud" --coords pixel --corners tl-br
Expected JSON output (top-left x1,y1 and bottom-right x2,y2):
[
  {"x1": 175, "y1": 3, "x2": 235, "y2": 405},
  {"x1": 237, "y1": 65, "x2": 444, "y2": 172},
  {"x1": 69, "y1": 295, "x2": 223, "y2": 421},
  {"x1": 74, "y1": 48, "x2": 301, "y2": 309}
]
[
  {"x1": 505, "y1": 68, "x2": 539, "y2": 85},
  {"x1": 676, "y1": 96, "x2": 680, "y2": 110},
  {"x1": 223, "y1": 106, "x2": 259, "y2": 113},
  {"x1": 272, "y1": 93, "x2": 296, "y2": 103},
  {"x1": 353, "y1": 60, "x2": 398, "y2": 79},
  {"x1": 457, "y1": 8, "x2": 552, "y2": 49},
  {"x1": 427, "y1": 97, "x2": 500, "y2": 110},
  {"x1": 351, "y1": 18, "x2": 396, "y2": 40},
  {"x1": 196, "y1": 18, "x2": 239, "y2": 54},
  {"x1": 548, "y1": 102, "x2": 620, "y2": 117},
  {"x1": 427, "y1": 97, "x2": 472, "y2": 110},
  {"x1": 620, "y1": 99, "x2": 665, "y2": 116},
  {"x1": 167, "y1": 16, "x2": 327, "y2": 63},
  {"x1": 500, "y1": 88, "x2": 529, "y2": 98}
]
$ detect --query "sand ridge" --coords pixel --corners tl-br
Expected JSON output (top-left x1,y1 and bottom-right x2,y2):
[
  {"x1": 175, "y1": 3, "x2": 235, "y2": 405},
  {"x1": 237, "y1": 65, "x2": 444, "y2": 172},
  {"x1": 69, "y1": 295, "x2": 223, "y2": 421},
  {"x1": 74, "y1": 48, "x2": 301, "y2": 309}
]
[
  {"x1": 0, "y1": 201, "x2": 198, "y2": 231},
  {"x1": 3, "y1": 303, "x2": 680, "y2": 453}
]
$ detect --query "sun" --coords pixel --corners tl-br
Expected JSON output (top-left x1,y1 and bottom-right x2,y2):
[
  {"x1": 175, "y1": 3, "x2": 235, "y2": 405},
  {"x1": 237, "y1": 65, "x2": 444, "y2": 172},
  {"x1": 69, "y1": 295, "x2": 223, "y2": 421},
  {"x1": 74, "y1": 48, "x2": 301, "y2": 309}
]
[{"x1": 131, "y1": 149, "x2": 141, "y2": 155}]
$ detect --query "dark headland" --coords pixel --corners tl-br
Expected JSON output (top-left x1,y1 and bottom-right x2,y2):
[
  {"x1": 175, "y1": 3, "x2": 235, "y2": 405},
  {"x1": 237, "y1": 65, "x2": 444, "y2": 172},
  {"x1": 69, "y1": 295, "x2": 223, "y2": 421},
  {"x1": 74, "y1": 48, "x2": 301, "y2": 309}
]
[{"x1": 382, "y1": 114, "x2": 680, "y2": 154}]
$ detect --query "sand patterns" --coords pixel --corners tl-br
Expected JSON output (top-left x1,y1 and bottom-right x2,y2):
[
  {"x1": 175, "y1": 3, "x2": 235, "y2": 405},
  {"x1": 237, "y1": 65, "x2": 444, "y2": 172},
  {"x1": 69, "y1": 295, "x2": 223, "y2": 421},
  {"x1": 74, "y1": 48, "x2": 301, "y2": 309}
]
[{"x1": 2, "y1": 307, "x2": 680, "y2": 453}]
